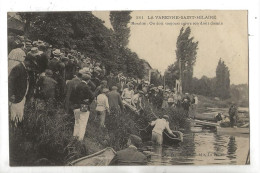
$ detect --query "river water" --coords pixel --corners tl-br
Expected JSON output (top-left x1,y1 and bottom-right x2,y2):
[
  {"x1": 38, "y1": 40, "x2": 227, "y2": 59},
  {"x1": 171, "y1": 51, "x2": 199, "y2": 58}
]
[{"x1": 143, "y1": 130, "x2": 249, "y2": 165}]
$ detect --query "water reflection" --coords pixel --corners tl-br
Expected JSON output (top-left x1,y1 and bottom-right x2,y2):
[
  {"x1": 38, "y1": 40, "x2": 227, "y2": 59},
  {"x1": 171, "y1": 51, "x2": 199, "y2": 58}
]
[
  {"x1": 145, "y1": 132, "x2": 249, "y2": 165},
  {"x1": 227, "y1": 136, "x2": 237, "y2": 161}
]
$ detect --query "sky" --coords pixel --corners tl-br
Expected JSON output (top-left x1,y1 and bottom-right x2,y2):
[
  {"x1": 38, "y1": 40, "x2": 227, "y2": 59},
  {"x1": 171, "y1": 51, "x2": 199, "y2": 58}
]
[{"x1": 93, "y1": 10, "x2": 248, "y2": 85}]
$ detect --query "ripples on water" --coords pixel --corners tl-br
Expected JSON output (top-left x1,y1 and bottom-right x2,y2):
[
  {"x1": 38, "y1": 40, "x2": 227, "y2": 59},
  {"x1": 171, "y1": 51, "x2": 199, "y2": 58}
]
[{"x1": 144, "y1": 131, "x2": 249, "y2": 165}]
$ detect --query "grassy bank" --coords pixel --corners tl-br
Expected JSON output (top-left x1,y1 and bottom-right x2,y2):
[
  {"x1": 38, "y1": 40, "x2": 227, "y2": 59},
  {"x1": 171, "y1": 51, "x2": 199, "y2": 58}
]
[{"x1": 9, "y1": 99, "x2": 189, "y2": 166}]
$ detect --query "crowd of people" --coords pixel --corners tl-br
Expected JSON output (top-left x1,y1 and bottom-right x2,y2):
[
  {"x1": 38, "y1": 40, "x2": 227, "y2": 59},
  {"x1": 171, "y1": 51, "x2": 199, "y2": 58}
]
[{"x1": 8, "y1": 35, "x2": 199, "y2": 143}]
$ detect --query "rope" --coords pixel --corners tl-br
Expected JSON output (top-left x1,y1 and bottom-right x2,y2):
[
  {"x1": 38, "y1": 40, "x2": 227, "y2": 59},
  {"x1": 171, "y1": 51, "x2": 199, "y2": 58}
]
[{"x1": 134, "y1": 123, "x2": 150, "y2": 132}]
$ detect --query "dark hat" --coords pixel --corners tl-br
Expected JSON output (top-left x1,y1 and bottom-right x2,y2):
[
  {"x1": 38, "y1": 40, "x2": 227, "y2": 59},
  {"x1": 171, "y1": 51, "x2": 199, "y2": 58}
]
[
  {"x1": 101, "y1": 80, "x2": 107, "y2": 84},
  {"x1": 45, "y1": 69, "x2": 53, "y2": 76},
  {"x1": 129, "y1": 134, "x2": 142, "y2": 148},
  {"x1": 129, "y1": 84, "x2": 134, "y2": 88},
  {"x1": 162, "y1": 115, "x2": 170, "y2": 120},
  {"x1": 81, "y1": 74, "x2": 91, "y2": 81},
  {"x1": 138, "y1": 90, "x2": 144, "y2": 94},
  {"x1": 112, "y1": 86, "x2": 118, "y2": 90}
]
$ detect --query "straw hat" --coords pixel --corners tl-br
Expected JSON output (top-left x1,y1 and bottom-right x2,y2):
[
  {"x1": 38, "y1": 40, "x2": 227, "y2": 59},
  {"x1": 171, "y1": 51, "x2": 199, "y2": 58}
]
[
  {"x1": 53, "y1": 49, "x2": 61, "y2": 56},
  {"x1": 102, "y1": 88, "x2": 109, "y2": 93},
  {"x1": 28, "y1": 47, "x2": 43, "y2": 57}
]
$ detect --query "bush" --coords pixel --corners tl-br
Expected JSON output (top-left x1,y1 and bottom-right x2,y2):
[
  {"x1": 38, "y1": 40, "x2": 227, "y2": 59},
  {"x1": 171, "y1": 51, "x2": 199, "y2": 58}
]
[
  {"x1": 9, "y1": 98, "x2": 190, "y2": 166},
  {"x1": 9, "y1": 99, "x2": 86, "y2": 166}
]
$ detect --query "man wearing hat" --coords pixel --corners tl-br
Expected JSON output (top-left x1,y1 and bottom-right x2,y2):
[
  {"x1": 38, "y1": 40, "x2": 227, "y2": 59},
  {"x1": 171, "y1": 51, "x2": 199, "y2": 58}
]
[
  {"x1": 96, "y1": 88, "x2": 110, "y2": 128},
  {"x1": 70, "y1": 74, "x2": 94, "y2": 141},
  {"x1": 109, "y1": 134, "x2": 147, "y2": 165},
  {"x1": 8, "y1": 39, "x2": 26, "y2": 75},
  {"x1": 9, "y1": 56, "x2": 38, "y2": 127},
  {"x1": 107, "y1": 86, "x2": 124, "y2": 112},
  {"x1": 106, "y1": 72, "x2": 117, "y2": 90},
  {"x1": 150, "y1": 115, "x2": 176, "y2": 145},
  {"x1": 65, "y1": 72, "x2": 82, "y2": 114},
  {"x1": 94, "y1": 80, "x2": 107, "y2": 97},
  {"x1": 48, "y1": 49, "x2": 62, "y2": 73},
  {"x1": 36, "y1": 69, "x2": 57, "y2": 101},
  {"x1": 48, "y1": 49, "x2": 66, "y2": 101},
  {"x1": 36, "y1": 43, "x2": 49, "y2": 73},
  {"x1": 24, "y1": 41, "x2": 33, "y2": 53}
]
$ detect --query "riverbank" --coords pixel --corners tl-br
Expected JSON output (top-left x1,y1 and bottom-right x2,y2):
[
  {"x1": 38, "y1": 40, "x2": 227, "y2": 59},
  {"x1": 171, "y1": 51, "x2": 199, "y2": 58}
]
[
  {"x1": 9, "y1": 94, "x2": 247, "y2": 166},
  {"x1": 9, "y1": 98, "x2": 189, "y2": 166}
]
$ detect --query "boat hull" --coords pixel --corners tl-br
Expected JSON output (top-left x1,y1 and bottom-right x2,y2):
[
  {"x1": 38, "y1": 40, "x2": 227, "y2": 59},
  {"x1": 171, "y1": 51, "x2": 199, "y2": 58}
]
[
  {"x1": 68, "y1": 147, "x2": 116, "y2": 166},
  {"x1": 139, "y1": 125, "x2": 183, "y2": 145}
]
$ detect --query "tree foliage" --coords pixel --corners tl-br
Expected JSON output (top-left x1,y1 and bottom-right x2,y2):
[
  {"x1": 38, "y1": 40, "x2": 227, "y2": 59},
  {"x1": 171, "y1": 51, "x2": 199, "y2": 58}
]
[
  {"x1": 18, "y1": 12, "x2": 144, "y2": 78},
  {"x1": 176, "y1": 27, "x2": 199, "y2": 93},
  {"x1": 189, "y1": 59, "x2": 231, "y2": 99},
  {"x1": 164, "y1": 62, "x2": 180, "y2": 89},
  {"x1": 109, "y1": 11, "x2": 132, "y2": 48},
  {"x1": 215, "y1": 59, "x2": 230, "y2": 99}
]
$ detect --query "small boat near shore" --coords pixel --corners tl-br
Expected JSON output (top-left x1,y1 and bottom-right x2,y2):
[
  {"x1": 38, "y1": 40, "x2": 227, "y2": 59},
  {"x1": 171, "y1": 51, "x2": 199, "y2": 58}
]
[
  {"x1": 139, "y1": 125, "x2": 183, "y2": 145},
  {"x1": 68, "y1": 147, "x2": 116, "y2": 166},
  {"x1": 195, "y1": 112, "x2": 219, "y2": 122}
]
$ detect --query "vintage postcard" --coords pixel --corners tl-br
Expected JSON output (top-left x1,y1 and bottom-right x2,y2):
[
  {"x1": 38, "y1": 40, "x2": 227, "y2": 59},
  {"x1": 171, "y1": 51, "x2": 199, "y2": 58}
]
[{"x1": 7, "y1": 10, "x2": 249, "y2": 167}]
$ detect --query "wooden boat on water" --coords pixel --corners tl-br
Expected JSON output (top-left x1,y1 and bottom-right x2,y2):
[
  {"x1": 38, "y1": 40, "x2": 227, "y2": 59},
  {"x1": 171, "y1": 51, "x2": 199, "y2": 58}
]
[
  {"x1": 195, "y1": 112, "x2": 219, "y2": 122},
  {"x1": 139, "y1": 125, "x2": 183, "y2": 145},
  {"x1": 68, "y1": 147, "x2": 116, "y2": 166},
  {"x1": 189, "y1": 119, "x2": 219, "y2": 127}
]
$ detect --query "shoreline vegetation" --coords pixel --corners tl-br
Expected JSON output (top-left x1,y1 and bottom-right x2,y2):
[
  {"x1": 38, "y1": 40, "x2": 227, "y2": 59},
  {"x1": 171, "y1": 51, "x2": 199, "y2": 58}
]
[
  {"x1": 9, "y1": 94, "x2": 248, "y2": 166},
  {"x1": 9, "y1": 98, "x2": 188, "y2": 166}
]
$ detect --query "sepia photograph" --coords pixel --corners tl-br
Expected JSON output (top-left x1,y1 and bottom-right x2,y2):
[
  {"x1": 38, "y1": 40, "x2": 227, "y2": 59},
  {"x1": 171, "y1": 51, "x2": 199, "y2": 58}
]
[{"x1": 7, "y1": 10, "x2": 250, "y2": 167}]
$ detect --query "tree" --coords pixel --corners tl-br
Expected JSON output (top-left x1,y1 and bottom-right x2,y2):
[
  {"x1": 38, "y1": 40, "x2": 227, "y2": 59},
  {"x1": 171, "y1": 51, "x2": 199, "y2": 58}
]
[
  {"x1": 150, "y1": 70, "x2": 162, "y2": 86},
  {"x1": 109, "y1": 11, "x2": 132, "y2": 48},
  {"x1": 176, "y1": 27, "x2": 199, "y2": 93},
  {"x1": 164, "y1": 62, "x2": 180, "y2": 90},
  {"x1": 18, "y1": 12, "x2": 146, "y2": 79},
  {"x1": 215, "y1": 59, "x2": 230, "y2": 99}
]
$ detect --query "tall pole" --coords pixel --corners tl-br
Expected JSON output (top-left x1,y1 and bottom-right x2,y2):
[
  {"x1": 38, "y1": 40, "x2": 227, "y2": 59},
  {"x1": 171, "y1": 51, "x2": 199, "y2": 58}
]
[
  {"x1": 163, "y1": 74, "x2": 165, "y2": 90},
  {"x1": 179, "y1": 59, "x2": 182, "y2": 94}
]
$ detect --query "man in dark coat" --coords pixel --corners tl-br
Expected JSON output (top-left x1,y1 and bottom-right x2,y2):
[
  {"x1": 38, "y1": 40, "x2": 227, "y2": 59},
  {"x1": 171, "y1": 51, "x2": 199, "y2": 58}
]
[
  {"x1": 70, "y1": 74, "x2": 95, "y2": 141},
  {"x1": 109, "y1": 135, "x2": 147, "y2": 165},
  {"x1": 106, "y1": 72, "x2": 117, "y2": 90},
  {"x1": 64, "y1": 72, "x2": 82, "y2": 113},
  {"x1": 94, "y1": 80, "x2": 107, "y2": 97},
  {"x1": 36, "y1": 69, "x2": 57, "y2": 101},
  {"x1": 107, "y1": 86, "x2": 124, "y2": 112},
  {"x1": 9, "y1": 56, "x2": 37, "y2": 126},
  {"x1": 48, "y1": 49, "x2": 65, "y2": 101},
  {"x1": 229, "y1": 104, "x2": 238, "y2": 128}
]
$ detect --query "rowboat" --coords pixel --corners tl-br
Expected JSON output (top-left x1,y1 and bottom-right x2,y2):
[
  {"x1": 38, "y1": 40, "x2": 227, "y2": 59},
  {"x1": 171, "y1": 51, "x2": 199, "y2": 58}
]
[
  {"x1": 163, "y1": 130, "x2": 183, "y2": 145},
  {"x1": 191, "y1": 119, "x2": 219, "y2": 127},
  {"x1": 195, "y1": 112, "x2": 219, "y2": 122},
  {"x1": 68, "y1": 147, "x2": 116, "y2": 166},
  {"x1": 139, "y1": 125, "x2": 183, "y2": 145}
]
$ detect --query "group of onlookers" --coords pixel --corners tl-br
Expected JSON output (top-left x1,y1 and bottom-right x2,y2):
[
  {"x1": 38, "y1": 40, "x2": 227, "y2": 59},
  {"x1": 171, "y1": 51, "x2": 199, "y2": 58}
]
[{"x1": 8, "y1": 35, "x2": 199, "y2": 142}]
